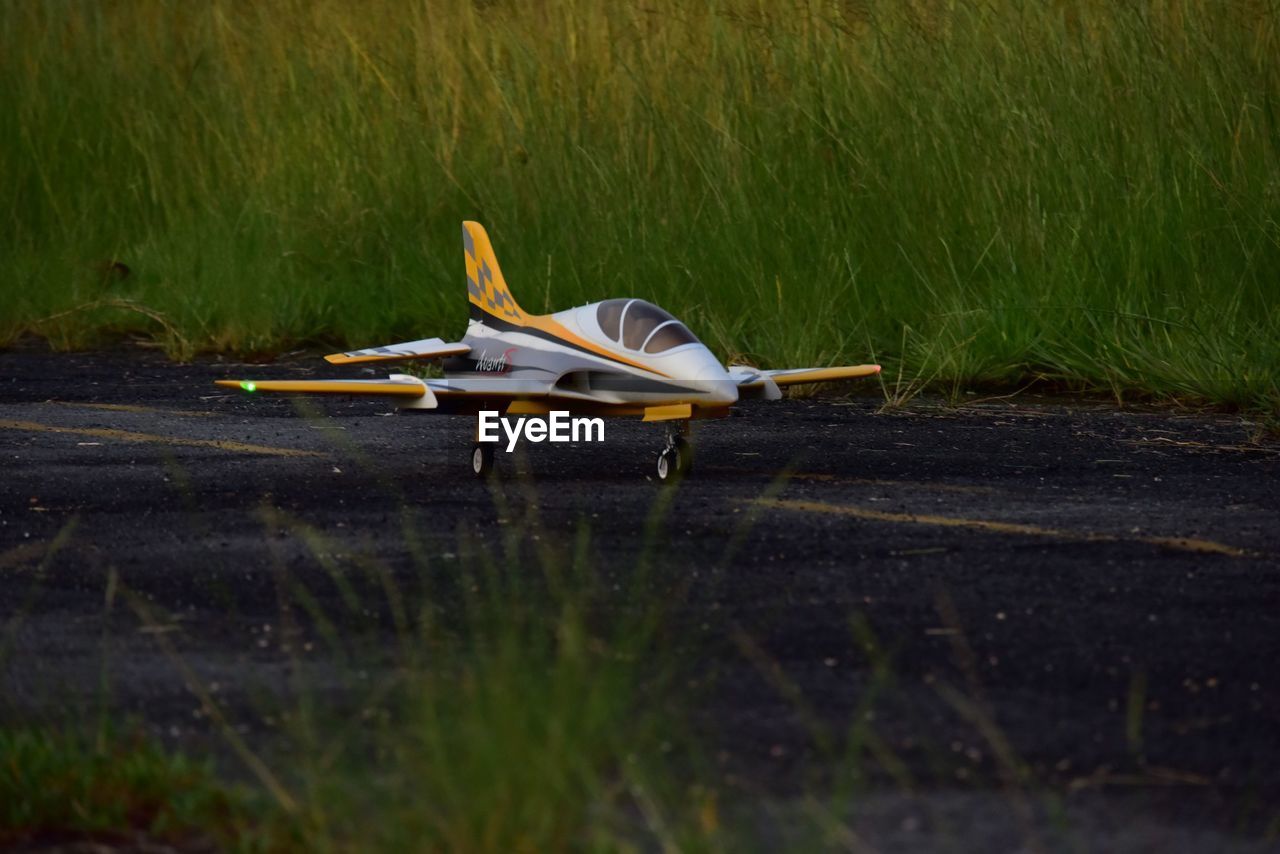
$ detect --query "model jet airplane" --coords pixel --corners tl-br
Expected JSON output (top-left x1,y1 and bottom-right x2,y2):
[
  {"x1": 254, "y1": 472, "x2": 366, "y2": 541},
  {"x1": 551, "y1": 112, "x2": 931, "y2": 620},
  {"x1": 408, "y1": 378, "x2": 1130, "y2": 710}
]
[{"x1": 217, "y1": 222, "x2": 880, "y2": 481}]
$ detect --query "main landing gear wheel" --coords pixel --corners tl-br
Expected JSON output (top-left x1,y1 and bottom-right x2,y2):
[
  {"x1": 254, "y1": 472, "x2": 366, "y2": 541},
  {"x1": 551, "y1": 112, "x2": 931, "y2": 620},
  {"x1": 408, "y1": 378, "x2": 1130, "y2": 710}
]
[
  {"x1": 471, "y1": 443, "x2": 495, "y2": 478},
  {"x1": 656, "y1": 436, "x2": 692, "y2": 483}
]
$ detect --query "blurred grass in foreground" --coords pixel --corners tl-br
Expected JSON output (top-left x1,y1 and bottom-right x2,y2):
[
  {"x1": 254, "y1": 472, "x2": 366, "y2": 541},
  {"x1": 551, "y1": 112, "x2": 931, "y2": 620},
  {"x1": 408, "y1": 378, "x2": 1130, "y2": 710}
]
[
  {"x1": 1, "y1": 502, "x2": 719, "y2": 850},
  {"x1": 2, "y1": 0, "x2": 1278, "y2": 410},
  {"x1": 0, "y1": 726, "x2": 256, "y2": 848},
  {"x1": 261, "y1": 511, "x2": 714, "y2": 851}
]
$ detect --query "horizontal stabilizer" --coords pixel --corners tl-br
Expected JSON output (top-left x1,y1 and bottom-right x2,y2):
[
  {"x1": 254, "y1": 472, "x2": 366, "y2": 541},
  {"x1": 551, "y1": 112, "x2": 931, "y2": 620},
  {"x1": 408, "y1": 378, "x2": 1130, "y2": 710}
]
[
  {"x1": 215, "y1": 378, "x2": 429, "y2": 398},
  {"x1": 762, "y1": 365, "x2": 882, "y2": 386},
  {"x1": 324, "y1": 338, "x2": 469, "y2": 365},
  {"x1": 732, "y1": 363, "x2": 880, "y2": 391}
]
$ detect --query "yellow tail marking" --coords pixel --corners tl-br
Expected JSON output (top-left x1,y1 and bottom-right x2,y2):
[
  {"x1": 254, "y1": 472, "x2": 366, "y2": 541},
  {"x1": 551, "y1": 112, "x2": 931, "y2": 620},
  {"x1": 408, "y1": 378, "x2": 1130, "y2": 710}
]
[{"x1": 464, "y1": 221, "x2": 525, "y2": 323}]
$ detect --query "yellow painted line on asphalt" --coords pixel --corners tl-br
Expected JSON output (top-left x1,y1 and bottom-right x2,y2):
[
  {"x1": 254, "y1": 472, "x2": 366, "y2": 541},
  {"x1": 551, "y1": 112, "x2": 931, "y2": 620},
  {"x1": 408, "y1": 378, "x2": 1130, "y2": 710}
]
[
  {"x1": 789, "y1": 473, "x2": 995, "y2": 494},
  {"x1": 1123, "y1": 436, "x2": 1280, "y2": 456},
  {"x1": 749, "y1": 497, "x2": 1253, "y2": 558},
  {"x1": 0, "y1": 419, "x2": 321, "y2": 458},
  {"x1": 0, "y1": 541, "x2": 47, "y2": 571},
  {"x1": 47, "y1": 401, "x2": 215, "y2": 418}
]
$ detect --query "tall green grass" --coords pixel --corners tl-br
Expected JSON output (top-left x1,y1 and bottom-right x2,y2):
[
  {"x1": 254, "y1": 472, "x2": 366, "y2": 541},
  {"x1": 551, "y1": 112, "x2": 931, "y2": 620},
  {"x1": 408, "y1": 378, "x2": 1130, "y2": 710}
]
[{"x1": 2, "y1": 0, "x2": 1277, "y2": 409}]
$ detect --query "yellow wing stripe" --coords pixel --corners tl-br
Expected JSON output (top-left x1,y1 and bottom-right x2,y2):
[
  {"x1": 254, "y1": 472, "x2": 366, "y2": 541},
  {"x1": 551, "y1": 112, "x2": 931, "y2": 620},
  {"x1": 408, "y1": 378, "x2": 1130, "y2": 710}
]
[
  {"x1": 214, "y1": 379, "x2": 426, "y2": 398},
  {"x1": 770, "y1": 365, "x2": 881, "y2": 386}
]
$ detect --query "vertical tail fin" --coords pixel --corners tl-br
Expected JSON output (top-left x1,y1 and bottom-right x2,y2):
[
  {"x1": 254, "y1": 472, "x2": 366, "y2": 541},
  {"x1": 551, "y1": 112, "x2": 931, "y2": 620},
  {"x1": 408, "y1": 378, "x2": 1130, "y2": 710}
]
[{"x1": 463, "y1": 221, "x2": 526, "y2": 325}]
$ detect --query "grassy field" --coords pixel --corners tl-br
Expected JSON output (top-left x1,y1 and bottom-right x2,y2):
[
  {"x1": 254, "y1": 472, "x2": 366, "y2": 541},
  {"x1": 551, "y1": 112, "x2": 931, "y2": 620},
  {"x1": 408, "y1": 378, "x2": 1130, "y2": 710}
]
[{"x1": 2, "y1": 0, "x2": 1278, "y2": 411}]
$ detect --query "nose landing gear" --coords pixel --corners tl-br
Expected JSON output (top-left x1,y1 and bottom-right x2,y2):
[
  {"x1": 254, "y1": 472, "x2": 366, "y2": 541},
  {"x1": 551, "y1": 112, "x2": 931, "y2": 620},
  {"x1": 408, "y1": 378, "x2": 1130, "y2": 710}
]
[{"x1": 656, "y1": 422, "x2": 693, "y2": 483}]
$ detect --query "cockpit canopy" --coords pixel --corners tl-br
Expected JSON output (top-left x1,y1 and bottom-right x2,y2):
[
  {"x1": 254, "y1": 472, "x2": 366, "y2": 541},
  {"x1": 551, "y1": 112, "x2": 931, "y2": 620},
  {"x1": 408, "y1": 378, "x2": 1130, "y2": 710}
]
[{"x1": 596, "y1": 299, "x2": 701, "y2": 354}]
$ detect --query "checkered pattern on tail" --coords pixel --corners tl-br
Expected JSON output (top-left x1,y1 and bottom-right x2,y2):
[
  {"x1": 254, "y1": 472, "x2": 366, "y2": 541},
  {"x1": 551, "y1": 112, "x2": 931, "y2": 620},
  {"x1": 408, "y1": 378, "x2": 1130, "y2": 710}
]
[{"x1": 463, "y1": 222, "x2": 524, "y2": 323}]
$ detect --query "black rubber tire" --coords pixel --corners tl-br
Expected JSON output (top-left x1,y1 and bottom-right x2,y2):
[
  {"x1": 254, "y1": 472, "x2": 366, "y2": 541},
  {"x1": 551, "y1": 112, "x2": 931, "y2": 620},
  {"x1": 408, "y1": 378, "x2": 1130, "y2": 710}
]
[
  {"x1": 656, "y1": 449, "x2": 674, "y2": 482},
  {"x1": 656, "y1": 438, "x2": 692, "y2": 483},
  {"x1": 471, "y1": 443, "x2": 495, "y2": 477},
  {"x1": 672, "y1": 436, "x2": 693, "y2": 474}
]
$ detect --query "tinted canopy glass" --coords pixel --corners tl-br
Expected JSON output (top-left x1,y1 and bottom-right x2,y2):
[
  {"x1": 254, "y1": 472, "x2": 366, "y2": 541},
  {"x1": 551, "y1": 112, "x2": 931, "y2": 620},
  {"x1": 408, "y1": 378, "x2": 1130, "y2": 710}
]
[
  {"x1": 621, "y1": 300, "x2": 675, "y2": 350},
  {"x1": 596, "y1": 298, "x2": 700, "y2": 353},
  {"x1": 596, "y1": 299, "x2": 628, "y2": 341},
  {"x1": 643, "y1": 320, "x2": 700, "y2": 353}
]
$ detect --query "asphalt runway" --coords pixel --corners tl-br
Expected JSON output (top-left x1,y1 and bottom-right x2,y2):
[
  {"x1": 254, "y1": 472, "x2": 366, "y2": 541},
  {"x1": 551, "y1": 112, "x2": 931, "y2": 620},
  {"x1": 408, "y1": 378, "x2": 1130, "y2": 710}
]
[{"x1": 2, "y1": 345, "x2": 1278, "y2": 850}]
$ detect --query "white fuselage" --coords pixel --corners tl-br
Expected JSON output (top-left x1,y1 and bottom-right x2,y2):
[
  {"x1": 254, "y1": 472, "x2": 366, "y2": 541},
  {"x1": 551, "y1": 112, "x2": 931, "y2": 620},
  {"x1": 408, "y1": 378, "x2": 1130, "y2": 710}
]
[{"x1": 436, "y1": 301, "x2": 738, "y2": 410}]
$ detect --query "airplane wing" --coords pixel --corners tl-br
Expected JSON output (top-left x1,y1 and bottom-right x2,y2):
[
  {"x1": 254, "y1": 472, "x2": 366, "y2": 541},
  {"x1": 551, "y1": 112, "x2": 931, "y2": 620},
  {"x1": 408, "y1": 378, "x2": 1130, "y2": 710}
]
[
  {"x1": 215, "y1": 373, "x2": 543, "y2": 412},
  {"x1": 323, "y1": 337, "x2": 470, "y2": 365},
  {"x1": 215, "y1": 377, "x2": 429, "y2": 398},
  {"x1": 728, "y1": 364, "x2": 881, "y2": 400}
]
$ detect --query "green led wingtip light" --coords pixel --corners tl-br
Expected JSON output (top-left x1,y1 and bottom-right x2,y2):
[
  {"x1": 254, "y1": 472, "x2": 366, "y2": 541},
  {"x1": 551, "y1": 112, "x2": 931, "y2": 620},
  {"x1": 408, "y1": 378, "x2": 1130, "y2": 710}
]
[{"x1": 241, "y1": 381, "x2": 257, "y2": 393}]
